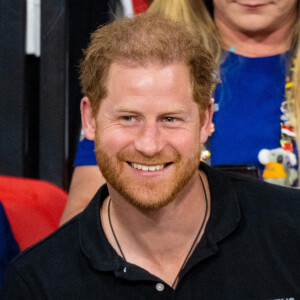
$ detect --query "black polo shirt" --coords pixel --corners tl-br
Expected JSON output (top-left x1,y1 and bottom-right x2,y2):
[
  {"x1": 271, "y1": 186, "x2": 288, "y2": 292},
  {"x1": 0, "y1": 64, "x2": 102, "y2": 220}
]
[{"x1": 1, "y1": 164, "x2": 300, "y2": 299}]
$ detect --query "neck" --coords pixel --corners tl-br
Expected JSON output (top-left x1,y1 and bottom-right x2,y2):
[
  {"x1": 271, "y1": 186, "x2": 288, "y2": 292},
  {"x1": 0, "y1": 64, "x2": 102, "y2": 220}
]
[
  {"x1": 215, "y1": 18, "x2": 295, "y2": 57},
  {"x1": 100, "y1": 170, "x2": 210, "y2": 287}
]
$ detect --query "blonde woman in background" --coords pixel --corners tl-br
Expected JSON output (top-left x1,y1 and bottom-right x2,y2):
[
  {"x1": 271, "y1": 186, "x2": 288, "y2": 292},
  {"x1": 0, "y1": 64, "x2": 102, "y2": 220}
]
[
  {"x1": 60, "y1": 0, "x2": 300, "y2": 225},
  {"x1": 149, "y1": 0, "x2": 300, "y2": 187}
]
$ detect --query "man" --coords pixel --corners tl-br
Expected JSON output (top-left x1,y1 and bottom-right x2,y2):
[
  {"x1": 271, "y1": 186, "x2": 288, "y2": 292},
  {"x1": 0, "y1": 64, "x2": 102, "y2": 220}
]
[
  {"x1": 60, "y1": 0, "x2": 300, "y2": 225},
  {"x1": 2, "y1": 14, "x2": 299, "y2": 299}
]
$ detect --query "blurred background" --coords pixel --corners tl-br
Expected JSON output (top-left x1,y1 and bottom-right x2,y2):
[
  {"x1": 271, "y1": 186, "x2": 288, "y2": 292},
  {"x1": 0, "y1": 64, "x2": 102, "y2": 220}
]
[{"x1": 0, "y1": 0, "x2": 150, "y2": 190}]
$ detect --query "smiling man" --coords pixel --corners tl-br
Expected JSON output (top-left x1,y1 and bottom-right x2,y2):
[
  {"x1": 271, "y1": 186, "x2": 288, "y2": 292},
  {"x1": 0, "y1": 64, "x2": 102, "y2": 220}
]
[
  {"x1": 1, "y1": 14, "x2": 300, "y2": 299},
  {"x1": 61, "y1": 0, "x2": 300, "y2": 226},
  {"x1": 85, "y1": 62, "x2": 207, "y2": 211}
]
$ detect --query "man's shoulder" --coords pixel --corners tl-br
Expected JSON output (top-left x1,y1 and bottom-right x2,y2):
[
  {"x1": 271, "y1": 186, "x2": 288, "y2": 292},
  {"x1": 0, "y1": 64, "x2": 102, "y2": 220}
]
[
  {"x1": 230, "y1": 170, "x2": 300, "y2": 200},
  {"x1": 209, "y1": 164, "x2": 300, "y2": 213},
  {"x1": 223, "y1": 169, "x2": 300, "y2": 224},
  {"x1": 11, "y1": 215, "x2": 80, "y2": 270},
  {"x1": 207, "y1": 165, "x2": 300, "y2": 255}
]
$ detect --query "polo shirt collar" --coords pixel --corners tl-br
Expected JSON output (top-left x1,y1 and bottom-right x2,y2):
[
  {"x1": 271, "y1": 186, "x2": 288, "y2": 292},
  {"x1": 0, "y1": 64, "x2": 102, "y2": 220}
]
[
  {"x1": 79, "y1": 163, "x2": 241, "y2": 274},
  {"x1": 79, "y1": 184, "x2": 115, "y2": 271},
  {"x1": 201, "y1": 163, "x2": 241, "y2": 244}
]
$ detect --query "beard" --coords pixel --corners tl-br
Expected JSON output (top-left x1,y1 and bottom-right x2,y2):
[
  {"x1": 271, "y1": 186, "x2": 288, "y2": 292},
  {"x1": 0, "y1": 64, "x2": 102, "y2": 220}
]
[{"x1": 95, "y1": 134, "x2": 201, "y2": 211}]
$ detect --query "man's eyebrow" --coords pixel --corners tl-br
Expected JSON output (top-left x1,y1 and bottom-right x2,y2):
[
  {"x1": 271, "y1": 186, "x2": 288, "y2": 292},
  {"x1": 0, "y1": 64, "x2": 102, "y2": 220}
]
[
  {"x1": 114, "y1": 108, "x2": 188, "y2": 115},
  {"x1": 160, "y1": 109, "x2": 187, "y2": 115},
  {"x1": 114, "y1": 108, "x2": 141, "y2": 114}
]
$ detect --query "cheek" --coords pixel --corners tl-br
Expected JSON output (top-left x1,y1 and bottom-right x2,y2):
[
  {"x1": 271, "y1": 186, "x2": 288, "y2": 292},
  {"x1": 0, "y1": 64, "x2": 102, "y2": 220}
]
[
  {"x1": 167, "y1": 129, "x2": 201, "y2": 157},
  {"x1": 214, "y1": 2, "x2": 244, "y2": 29},
  {"x1": 280, "y1": 1, "x2": 297, "y2": 16},
  {"x1": 96, "y1": 126, "x2": 136, "y2": 153},
  {"x1": 212, "y1": 0, "x2": 228, "y2": 11}
]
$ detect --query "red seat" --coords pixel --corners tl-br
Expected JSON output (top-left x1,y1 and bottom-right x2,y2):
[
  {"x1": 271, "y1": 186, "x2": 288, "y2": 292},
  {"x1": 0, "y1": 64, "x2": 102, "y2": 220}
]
[
  {"x1": 132, "y1": 0, "x2": 150, "y2": 13},
  {"x1": 0, "y1": 176, "x2": 67, "y2": 251}
]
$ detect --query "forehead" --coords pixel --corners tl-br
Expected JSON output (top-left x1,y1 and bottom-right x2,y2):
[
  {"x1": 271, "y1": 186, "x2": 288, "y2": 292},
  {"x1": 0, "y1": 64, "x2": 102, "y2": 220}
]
[
  {"x1": 98, "y1": 62, "x2": 197, "y2": 115},
  {"x1": 106, "y1": 62, "x2": 192, "y2": 97}
]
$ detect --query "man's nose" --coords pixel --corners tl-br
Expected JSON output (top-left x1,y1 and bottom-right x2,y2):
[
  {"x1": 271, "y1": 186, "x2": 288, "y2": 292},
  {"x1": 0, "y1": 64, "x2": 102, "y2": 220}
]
[{"x1": 134, "y1": 123, "x2": 163, "y2": 157}]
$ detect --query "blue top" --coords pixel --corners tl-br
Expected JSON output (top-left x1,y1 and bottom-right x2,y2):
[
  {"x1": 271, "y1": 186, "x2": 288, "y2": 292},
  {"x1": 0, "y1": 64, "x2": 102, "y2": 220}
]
[
  {"x1": 211, "y1": 52, "x2": 287, "y2": 168},
  {"x1": 74, "y1": 137, "x2": 97, "y2": 166},
  {"x1": 74, "y1": 52, "x2": 288, "y2": 169},
  {"x1": 0, "y1": 202, "x2": 19, "y2": 289}
]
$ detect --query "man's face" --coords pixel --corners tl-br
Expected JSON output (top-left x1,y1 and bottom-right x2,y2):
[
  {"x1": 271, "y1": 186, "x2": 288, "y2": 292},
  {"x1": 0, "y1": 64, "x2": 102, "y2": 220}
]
[
  {"x1": 213, "y1": 0, "x2": 297, "y2": 35},
  {"x1": 93, "y1": 62, "x2": 211, "y2": 210}
]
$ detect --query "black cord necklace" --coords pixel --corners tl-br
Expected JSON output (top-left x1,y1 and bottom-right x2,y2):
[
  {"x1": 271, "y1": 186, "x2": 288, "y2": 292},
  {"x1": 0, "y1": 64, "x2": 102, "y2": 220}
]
[
  {"x1": 108, "y1": 197, "x2": 126, "y2": 260},
  {"x1": 107, "y1": 173, "x2": 208, "y2": 289}
]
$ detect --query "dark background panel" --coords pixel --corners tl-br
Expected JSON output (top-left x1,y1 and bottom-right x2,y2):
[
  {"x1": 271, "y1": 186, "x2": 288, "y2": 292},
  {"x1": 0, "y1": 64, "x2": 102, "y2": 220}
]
[
  {"x1": 24, "y1": 55, "x2": 40, "y2": 179},
  {"x1": 0, "y1": 0, "x2": 26, "y2": 177},
  {"x1": 0, "y1": 0, "x2": 115, "y2": 189},
  {"x1": 39, "y1": 0, "x2": 68, "y2": 188},
  {"x1": 67, "y1": 0, "x2": 111, "y2": 184}
]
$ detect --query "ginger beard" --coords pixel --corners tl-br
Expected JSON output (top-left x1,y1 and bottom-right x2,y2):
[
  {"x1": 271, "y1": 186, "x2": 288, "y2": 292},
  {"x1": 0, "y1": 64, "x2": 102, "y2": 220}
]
[{"x1": 94, "y1": 128, "x2": 201, "y2": 211}]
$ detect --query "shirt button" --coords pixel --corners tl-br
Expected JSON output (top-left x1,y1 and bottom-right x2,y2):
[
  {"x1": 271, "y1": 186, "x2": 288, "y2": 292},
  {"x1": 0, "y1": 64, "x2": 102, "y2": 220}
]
[{"x1": 156, "y1": 283, "x2": 164, "y2": 292}]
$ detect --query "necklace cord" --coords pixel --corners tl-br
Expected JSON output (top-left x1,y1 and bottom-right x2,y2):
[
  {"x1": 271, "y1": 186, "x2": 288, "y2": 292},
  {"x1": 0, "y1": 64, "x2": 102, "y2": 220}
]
[
  {"x1": 108, "y1": 198, "x2": 126, "y2": 260},
  {"x1": 171, "y1": 173, "x2": 208, "y2": 288},
  {"x1": 107, "y1": 172, "x2": 208, "y2": 289}
]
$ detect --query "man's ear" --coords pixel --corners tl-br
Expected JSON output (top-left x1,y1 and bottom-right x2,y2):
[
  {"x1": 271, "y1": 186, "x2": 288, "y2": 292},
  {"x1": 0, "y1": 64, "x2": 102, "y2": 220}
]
[
  {"x1": 81, "y1": 96, "x2": 96, "y2": 140},
  {"x1": 200, "y1": 103, "x2": 214, "y2": 143}
]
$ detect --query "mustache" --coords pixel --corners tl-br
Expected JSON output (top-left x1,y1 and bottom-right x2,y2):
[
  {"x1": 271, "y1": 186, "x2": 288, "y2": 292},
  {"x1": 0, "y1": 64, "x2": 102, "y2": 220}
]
[{"x1": 116, "y1": 148, "x2": 180, "y2": 165}]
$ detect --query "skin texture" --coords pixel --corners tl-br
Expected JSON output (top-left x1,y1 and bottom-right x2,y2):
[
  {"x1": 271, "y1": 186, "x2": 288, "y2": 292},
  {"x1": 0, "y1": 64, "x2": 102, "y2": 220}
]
[
  {"x1": 81, "y1": 62, "x2": 212, "y2": 286},
  {"x1": 213, "y1": 0, "x2": 297, "y2": 56}
]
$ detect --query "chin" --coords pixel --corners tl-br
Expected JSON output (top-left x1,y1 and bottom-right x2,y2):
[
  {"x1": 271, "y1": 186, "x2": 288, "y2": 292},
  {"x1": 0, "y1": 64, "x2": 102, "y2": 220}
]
[
  {"x1": 112, "y1": 180, "x2": 184, "y2": 211},
  {"x1": 235, "y1": 18, "x2": 275, "y2": 35},
  {"x1": 125, "y1": 195, "x2": 175, "y2": 212}
]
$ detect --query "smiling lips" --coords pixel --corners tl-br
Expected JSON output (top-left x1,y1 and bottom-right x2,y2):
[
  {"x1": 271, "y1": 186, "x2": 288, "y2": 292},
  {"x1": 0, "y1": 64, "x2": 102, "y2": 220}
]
[{"x1": 129, "y1": 162, "x2": 168, "y2": 172}]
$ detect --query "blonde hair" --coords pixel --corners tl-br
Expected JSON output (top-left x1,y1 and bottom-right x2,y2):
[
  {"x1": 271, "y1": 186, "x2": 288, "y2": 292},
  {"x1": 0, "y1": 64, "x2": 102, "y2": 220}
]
[
  {"x1": 148, "y1": 0, "x2": 221, "y2": 62},
  {"x1": 80, "y1": 13, "x2": 215, "y2": 117},
  {"x1": 149, "y1": 0, "x2": 300, "y2": 166},
  {"x1": 283, "y1": 7, "x2": 300, "y2": 172}
]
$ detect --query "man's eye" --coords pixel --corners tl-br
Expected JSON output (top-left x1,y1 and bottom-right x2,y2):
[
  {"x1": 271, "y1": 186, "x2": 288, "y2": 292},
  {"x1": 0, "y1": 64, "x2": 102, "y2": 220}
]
[
  {"x1": 122, "y1": 116, "x2": 133, "y2": 121},
  {"x1": 165, "y1": 117, "x2": 175, "y2": 122}
]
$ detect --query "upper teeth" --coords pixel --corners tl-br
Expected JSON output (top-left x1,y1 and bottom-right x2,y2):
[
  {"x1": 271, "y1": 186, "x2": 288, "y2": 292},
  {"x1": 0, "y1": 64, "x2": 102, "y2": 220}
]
[{"x1": 131, "y1": 163, "x2": 165, "y2": 171}]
